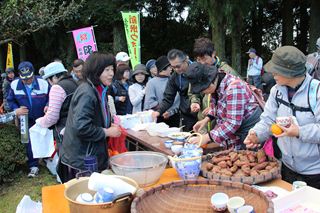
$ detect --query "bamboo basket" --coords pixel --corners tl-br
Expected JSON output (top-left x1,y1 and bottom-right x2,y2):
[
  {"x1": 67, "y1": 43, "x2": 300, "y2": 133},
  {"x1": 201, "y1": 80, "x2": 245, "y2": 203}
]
[
  {"x1": 131, "y1": 179, "x2": 274, "y2": 213},
  {"x1": 201, "y1": 149, "x2": 281, "y2": 185}
]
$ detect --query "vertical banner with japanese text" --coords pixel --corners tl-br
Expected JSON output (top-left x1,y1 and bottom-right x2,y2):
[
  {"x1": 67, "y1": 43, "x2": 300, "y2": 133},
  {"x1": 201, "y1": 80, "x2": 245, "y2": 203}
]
[
  {"x1": 72, "y1": 26, "x2": 97, "y2": 61},
  {"x1": 121, "y1": 12, "x2": 141, "y2": 68},
  {"x1": 6, "y1": 42, "x2": 14, "y2": 69}
]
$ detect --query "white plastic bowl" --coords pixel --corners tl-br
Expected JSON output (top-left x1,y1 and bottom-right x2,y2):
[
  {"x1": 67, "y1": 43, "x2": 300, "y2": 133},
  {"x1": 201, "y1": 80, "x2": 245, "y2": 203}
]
[
  {"x1": 211, "y1": 193, "x2": 229, "y2": 211},
  {"x1": 109, "y1": 151, "x2": 168, "y2": 187}
]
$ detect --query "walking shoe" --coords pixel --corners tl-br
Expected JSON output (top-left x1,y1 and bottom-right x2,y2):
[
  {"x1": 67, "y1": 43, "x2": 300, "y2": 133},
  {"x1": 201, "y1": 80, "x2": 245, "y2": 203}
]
[{"x1": 28, "y1": 167, "x2": 39, "y2": 178}]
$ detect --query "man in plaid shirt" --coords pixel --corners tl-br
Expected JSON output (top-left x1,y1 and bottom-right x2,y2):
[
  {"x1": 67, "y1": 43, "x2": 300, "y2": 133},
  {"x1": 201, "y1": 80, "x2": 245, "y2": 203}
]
[
  {"x1": 0, "y1": 106, "x2": 28, "y2": 124},
  {"x1": 186, "y1": 63, "x2": 262, "y2": 149}
]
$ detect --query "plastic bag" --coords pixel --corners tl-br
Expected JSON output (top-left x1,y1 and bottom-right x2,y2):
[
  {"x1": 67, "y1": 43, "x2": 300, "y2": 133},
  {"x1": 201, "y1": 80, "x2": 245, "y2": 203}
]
[
  {"x1": 16, "y1": 195, "x2": 42, "y2": 213},
  {"x1": 44, "y1": 152, "x2": 59, "y2": 175},
  {"x1": 107, "y1": 126, "x2": 127, "y2": 156},
  {"x1": 263, "y1": 137, "x2": 274, "y2": 158},
  {"x1": 29, "y1": 123, "x2": 55, "y2": 158}
]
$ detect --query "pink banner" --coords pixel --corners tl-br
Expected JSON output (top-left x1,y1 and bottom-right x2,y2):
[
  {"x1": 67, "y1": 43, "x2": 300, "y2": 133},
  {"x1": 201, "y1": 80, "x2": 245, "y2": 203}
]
[{"x1": 72, "y1": 26, "x2": 97, "y2": 61}]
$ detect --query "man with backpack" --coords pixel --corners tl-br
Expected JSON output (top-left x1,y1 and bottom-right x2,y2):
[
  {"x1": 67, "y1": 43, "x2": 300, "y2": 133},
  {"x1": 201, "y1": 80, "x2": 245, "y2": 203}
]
[
  {"x1": 244, "y1": 46, "x2": 320, "y2": 189},
  {"x1": 186, "y1": 62, "x2": 262, "y2": 150},
  {"x1": 306, "y1": 37, "x2": 320, "y2": 80},
  {"x1": 246, "y1": 48, "x2": 263, "y2": 90}
]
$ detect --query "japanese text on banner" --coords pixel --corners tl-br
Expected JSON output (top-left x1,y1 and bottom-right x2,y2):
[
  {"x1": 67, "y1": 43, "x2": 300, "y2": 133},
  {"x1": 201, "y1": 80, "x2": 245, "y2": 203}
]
[
  {"x1": 72, "y1": 26, "x2": 97, "y2": 61},
  {"x1": 121, "y1": 12, "x2": 141, "y2": 68}
]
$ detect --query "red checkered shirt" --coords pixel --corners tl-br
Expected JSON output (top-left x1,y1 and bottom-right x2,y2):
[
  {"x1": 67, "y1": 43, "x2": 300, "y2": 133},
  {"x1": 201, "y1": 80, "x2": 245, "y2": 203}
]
[{"x1": 208, "y1": 74, "x2": 259, "y2": 148}]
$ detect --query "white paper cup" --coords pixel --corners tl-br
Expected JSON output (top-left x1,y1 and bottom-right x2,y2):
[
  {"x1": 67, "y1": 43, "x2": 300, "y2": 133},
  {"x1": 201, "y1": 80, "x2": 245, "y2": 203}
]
[
  {"x1": 292, "y1": 181, "x2": 307, "y2": 190},
  {"x1": 276, "y1": 116, "x2": 291, "y2": 127},
  {"x1": 211, "y1": 193, "x2": 229, "y2": 211},
  {"x1": 227, "y1": 196, "x2": 245, "y2": 213}
]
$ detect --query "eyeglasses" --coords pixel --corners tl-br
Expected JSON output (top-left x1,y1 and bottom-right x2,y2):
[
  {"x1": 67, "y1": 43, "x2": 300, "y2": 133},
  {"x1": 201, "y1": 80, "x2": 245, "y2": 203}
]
[{"x1": 170, "y1": 59, "x2": 186, "y2": 70}]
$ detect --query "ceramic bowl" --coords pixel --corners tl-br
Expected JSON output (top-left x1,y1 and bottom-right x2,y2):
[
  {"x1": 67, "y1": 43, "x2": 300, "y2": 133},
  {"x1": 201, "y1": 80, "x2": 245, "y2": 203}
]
[
  {"x1": 164, "y1": 140, "x2": 174, "y2": 148},
  {"x1": 211, "y1": 192, "x2": 229, "y2": 211},
  {"x1": 236, "y1": 205, "x2": 255, "y2": 213},
  {"x1": 227, "y1": 196, "x2": 245, "y2": 213},
  {"x1": 171, "y1": 145, "x2": 183, "y2": 155}
]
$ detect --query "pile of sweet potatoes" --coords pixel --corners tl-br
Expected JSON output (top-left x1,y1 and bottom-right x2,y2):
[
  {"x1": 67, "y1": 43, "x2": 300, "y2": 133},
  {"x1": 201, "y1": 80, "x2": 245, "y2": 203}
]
[{"x1": 204, "y1": 150, "x2": 278, "y2": 177}]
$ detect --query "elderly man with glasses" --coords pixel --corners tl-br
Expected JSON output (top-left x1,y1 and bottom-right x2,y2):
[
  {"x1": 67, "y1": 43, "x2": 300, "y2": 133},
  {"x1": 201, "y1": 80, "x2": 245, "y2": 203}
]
[{"x1": 152, "y1": 49, "x2": 198, "y2": 131}]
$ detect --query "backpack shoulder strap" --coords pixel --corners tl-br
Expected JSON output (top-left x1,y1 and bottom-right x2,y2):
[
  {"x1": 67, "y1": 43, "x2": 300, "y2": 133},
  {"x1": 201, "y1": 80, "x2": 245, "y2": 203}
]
[{"x1": 308, "y1": 78, "x2": 320, "y2": 114}]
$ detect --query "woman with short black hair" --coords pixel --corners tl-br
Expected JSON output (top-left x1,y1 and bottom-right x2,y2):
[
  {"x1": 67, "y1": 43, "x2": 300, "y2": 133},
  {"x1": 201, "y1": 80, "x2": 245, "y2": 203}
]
[{"x1": 58, "y1": 52, "x2": 121, "y2": 183}]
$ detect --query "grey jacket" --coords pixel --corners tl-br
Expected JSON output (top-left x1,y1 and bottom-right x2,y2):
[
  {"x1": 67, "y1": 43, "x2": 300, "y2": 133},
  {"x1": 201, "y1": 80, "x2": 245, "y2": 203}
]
[
  {"x1": 253, "y1": 74, "x2": 320, "y2": 175},
  {"x1": 144, "y1": 76, "x2": 180, "y2": 116}
]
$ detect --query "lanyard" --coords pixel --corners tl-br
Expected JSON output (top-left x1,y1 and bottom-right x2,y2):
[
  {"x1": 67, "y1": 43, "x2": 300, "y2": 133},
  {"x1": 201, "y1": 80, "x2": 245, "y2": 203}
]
[
  {"x1": 101, "y1": 84, "x2": 110, "y2": 126},
  {"x1": 24, "y1": 83, "x2": 34, "y2": 106}
]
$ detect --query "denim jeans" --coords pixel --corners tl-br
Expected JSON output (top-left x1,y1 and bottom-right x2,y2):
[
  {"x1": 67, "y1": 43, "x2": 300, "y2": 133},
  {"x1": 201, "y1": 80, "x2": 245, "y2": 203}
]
[
  {"x1": 26, "y1": 140, "x2": 38, "y2": 168},
  {"x1": 248, "y1": 75, "x2": 262, "y2": 90}
]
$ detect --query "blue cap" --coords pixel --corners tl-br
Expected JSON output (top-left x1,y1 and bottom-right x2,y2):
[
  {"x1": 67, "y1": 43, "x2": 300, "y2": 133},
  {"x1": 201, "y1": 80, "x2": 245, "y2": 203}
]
[
  {"x1": 18, "y1": 61, "x2": 34, "y2": 79},
  {"x1": 246, "y1": 48, "x2": 256, "y2": 54}
]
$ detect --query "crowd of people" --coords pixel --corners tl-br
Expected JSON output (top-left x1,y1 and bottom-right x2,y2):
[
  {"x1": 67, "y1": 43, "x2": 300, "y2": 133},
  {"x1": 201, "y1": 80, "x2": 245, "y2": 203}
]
[{"x1": 1, "y1": 37, "x2": 320, "y2": 188}]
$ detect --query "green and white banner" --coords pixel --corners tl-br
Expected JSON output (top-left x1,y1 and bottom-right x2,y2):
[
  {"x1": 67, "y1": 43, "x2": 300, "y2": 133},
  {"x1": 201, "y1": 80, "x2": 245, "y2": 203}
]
[{"x1": 121, "y1": 11, "x2": 141, "y2": 68}]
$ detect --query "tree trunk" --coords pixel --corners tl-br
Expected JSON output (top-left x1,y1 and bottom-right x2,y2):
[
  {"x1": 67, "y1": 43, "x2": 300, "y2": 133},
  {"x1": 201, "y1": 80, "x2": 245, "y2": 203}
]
[
  {"x1": 231, "y1": 10, "x2": 242, "y2": 75},
  {"x1": 19, "y1": 45, "x2": 26, "y2": 62},
  {"x1": 297, "y1": 0, "x2": 309, "y2": 54},
  {"x1": 211, "y1": 21, "x2": 226, "y2": 61},
  {"x1": 281, "y1": 0, "x2": 294, "y2": 45},
  {"x1": 251, "y1": 2, "x2": 263, "y2": 54},
  {"x1": 0, "y1": 46, "x2": 4, "y2": 72},
  {"x1": 308, "y1": 0, "x2": 320, "y2": 53},
  {"x1": 113, "y1": 22, "x2": 127, "y2": 53}
]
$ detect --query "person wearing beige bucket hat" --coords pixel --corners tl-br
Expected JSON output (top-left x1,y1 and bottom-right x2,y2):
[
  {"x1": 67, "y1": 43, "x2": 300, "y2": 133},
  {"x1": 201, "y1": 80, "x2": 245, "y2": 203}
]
[
  {"x1": 244, "y1": 46, "x2": 320, "y2": 189},
  {"x1": 128, "y1": 64, "x2": 149, "y2": 113}
]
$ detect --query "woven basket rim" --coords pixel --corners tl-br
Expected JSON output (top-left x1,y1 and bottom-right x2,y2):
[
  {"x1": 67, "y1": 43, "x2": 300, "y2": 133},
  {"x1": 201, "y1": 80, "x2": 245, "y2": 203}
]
[{"x1": 131, "y1": 179, "x2": 274, "y2": 213}]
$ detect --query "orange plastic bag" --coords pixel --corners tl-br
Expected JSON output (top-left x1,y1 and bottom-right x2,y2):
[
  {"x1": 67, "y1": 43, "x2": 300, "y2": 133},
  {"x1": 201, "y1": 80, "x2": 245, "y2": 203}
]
[{"x1": 107, "y1": 126, "x2": 127, "y2": 157}]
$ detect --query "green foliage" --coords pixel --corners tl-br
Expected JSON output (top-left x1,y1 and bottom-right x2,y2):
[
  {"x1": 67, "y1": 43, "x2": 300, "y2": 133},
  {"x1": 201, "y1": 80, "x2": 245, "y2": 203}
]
[
  {"x1": 0, "y1": 124, "x2": 26, "y2": 183},
  {"x1": 0, "y1": 0, "x2": 84, "y2": 45}
]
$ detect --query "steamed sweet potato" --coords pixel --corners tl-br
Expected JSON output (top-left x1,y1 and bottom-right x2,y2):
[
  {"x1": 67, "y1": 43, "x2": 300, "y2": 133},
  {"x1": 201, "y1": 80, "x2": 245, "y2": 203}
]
[
  {"x1": 212, "y1": 156, "x2": 230, "y2": 164},
  {"x1": 250, "y1": 170, "x2": 259, "y2": 176},
  {"x1": 229, "y1": 152, "x2": 239, "y2": 162},
  {"x1": 234, "y1": 159, "x2": 246, "y2": 167},
  {"x1": 253, "y1": 162, "x2": 268, "y2": 170},
  {"x1": 220, "y1": 168, "x2": 233, "y2": 177},
  {"x1": 239, "y1": 155, "x2": 250, "y2": 163},
  {"x1": 268, "y1": 162, "x2": 278, "y2": 168},
  {"x1": 217, "y1": 161, "x2": 228, "y2": 168},
  {"x1": 206, "y1": 163, "x2": 214, "y2": 171},
  {"x1": 212, "y1": 166, "x2": 221, "y2": 173},
  {"x1": 258, "y1": 170, "x2": 269, "y2": 175},
  {"x1": 257, "y1": 149, "x2": 267, "y2": 163},
  {"x1": 247, "y1": 153, "x2": 256, "y2": 163},
  {"x1": 241, "y1": 165, "x2": 251, "y2": 176},
  {"x1": 230, "y1": 165, "x2": 238, "y2": 173},
  {"x1": 265, "y1": 166, "x2": 273, "y2": 171},
  {"x1": 234, "y1": 169, "x2": 246, "y2": 177}
]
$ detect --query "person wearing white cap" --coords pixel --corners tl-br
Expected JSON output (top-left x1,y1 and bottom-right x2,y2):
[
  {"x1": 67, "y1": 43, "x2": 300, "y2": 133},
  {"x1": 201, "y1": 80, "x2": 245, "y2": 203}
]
[
  {"x1": 37, "y1": 62, "x2": 78, "y2": 150},
  {"x1": 115, "y1": 51, "x2": 131, "y2": 67}
]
